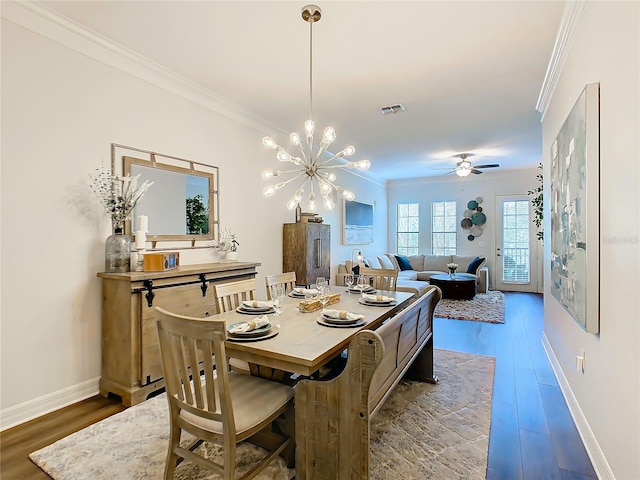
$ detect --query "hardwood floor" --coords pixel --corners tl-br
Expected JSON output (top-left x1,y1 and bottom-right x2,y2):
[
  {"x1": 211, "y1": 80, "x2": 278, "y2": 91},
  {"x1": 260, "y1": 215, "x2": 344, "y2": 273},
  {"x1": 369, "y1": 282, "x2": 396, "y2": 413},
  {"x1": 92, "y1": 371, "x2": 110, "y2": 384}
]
[
  {"x1": 1, "y1": 292, "x2": 597, "y2": 479},
  {"x1": 434, "y1": 292, "x2": 597, "y2": 480}
]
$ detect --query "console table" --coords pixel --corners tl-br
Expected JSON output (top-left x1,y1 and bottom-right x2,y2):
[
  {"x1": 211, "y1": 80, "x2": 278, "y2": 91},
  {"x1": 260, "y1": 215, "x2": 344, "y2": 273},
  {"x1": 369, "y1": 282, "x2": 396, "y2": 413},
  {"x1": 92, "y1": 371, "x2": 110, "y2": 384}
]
[{"x1": 97, "y1": 261, "x2": 260, "y2": 406}]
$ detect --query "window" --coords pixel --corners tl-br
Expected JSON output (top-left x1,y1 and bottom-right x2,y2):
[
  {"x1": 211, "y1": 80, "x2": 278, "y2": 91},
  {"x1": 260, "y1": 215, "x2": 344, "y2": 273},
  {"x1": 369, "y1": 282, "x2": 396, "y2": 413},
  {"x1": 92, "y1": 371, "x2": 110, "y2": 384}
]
[
  {"x1": 397, "y1": 203, "x2": 419, "y2": 256},
  {"x1": 502, "y1": 200, "x2": 530, "y2": 283},
  {"x1": 432, "y1": 201, "x2": 457, "y2": 255}
]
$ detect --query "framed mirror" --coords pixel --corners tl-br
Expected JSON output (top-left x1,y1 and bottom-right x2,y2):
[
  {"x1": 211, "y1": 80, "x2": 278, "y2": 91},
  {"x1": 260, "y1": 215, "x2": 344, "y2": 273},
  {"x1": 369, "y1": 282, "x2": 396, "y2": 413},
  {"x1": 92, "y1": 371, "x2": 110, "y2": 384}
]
[{"x1": 113, "y1": 144, "x2": 219, "y2": 245}]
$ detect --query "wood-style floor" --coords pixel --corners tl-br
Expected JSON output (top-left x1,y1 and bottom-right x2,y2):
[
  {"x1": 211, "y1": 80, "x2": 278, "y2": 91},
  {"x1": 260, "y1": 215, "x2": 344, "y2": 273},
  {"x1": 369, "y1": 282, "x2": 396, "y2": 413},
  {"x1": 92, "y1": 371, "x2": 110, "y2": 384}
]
[
  {"x1": 434, "y1": 292, "x2": 597, "y2": 479},
  {"x1": 1, "y1": 292, "x2": 597, "y2": 479}
]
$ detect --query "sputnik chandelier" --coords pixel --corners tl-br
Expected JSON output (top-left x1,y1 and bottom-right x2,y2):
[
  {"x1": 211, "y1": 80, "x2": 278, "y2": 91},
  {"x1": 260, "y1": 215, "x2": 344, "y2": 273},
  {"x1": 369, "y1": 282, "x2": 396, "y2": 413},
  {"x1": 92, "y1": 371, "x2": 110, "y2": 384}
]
[{"x1": 261, "y1": 4, "x2": 371, "y2": 211}]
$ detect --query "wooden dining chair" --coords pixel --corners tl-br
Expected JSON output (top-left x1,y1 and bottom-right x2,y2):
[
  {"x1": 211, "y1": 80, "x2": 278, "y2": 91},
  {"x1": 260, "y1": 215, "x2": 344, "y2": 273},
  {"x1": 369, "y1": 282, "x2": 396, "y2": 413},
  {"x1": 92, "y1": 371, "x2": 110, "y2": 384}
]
[
  {"x1": 359, "y1": 267, "x2": 399, "y2": 292},
  {"x1": 155, "y1": 307, "x2": 294, "y2": 480},
  {"x1": 264, "y1": 272, "x2": 297, "y2": 300},
  {"x1": 212, "y1": 279, "x2": 258, "y2": 374},
  {"x1": 212, "y1": 279, "x2": 258, "y2": 313}
]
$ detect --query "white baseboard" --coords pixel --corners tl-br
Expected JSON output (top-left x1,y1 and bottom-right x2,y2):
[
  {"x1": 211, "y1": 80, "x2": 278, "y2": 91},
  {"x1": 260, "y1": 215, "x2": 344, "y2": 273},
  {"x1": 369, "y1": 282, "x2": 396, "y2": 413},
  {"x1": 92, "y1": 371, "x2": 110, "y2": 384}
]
[
  {"x1": 541, "y1": 333, "x2": 614, "y2": 479},
  {"x1": 0, "y1": 377, "x2": 100, "y2": 431}
]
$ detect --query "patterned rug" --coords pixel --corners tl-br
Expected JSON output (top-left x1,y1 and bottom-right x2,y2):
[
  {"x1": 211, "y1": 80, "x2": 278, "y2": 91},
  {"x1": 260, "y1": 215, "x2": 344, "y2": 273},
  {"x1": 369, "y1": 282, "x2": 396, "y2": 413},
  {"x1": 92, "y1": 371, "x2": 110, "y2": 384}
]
[
  {"x1": 30, "y1": 350, "x2": 494, "y2": 480},
  {"x1": 435, "y1": 290, "x2": 505, "y2": 324}
]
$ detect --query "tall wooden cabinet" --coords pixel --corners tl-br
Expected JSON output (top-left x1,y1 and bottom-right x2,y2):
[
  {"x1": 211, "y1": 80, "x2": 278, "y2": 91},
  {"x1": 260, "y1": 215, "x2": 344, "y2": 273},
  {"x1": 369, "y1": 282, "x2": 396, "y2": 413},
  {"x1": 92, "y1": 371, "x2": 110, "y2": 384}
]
[
  {"x1": 97, "y1": 262, "x2": 260, "y2": 406},
  {"x1": 283, "y1": 223, "x2": 330, "y2": 286}
]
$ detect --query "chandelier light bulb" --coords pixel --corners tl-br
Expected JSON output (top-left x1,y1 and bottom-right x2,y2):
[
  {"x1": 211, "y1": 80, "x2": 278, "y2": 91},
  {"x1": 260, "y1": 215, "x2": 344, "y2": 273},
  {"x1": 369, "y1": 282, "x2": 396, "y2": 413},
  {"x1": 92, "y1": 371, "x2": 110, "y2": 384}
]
[
  {"x1": 341, "y1": 190, "x2": 356, "y2": 201},
  {"x1": 355, "y1": 159, "x2": 371, "y2": 170},
  {"x1": 262, "y1": 170, "x2": 280, "y2": 178},
  {"x1": 322, "y1": 195, "x2": 334, "y2": 210},
  {"x1": 308, "y1": 191, "x2": 317, "y2": 212},
  {"x1": 342, "y1": 145, "x2": 355, "y2": 157},
  {"x1": 290, "y1": 132, "x2": 301, "y2": 146},
  {"x1": 323, "y1": 126, "x2": 336, "y2": 143},
  {"x1": 263, "y1": 182, "x2": 285, "y2": 196},
  {"x1": 276, "y1": 151, "x2": 291, "y2": 162},
  {"x1": 319, "y1": 180, "x2": 332, "y2": 193},
  {"x1": 262, "y1": 136, "x2": 278, "y2": 150},
  {"x1": 305, "y1": 119, "x2": 314, "y2": 138},
  {"x1": 323, "y1": 172, "x2": 337, "y2": 182}
]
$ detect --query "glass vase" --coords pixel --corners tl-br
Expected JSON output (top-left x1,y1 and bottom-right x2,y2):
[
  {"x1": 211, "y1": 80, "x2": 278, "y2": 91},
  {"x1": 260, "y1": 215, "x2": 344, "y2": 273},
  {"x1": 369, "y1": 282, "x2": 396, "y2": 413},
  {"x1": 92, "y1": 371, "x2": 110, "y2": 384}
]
[
  {"x1": 449, "y1": 270, "x2": 456, "y2": 279},
  {"x1": 105, "y1": 227, "x2": 132, "y2": 273}
]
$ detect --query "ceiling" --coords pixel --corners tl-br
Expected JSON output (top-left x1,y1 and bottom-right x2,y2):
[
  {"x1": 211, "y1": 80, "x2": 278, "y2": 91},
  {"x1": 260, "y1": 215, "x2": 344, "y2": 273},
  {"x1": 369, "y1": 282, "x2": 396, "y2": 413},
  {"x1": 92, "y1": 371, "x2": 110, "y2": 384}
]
[{"x1": 40, "y1": 1, "x2": 565, "y2": 181}]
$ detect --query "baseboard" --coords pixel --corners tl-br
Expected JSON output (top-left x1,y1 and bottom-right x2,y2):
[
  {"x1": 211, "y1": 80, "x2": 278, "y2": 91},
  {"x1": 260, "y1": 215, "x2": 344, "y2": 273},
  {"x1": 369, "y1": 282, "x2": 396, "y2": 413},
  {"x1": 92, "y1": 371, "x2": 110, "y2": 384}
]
[
  {"x1": 0, "y1": 377, "x2": 100, "y2": 431},
  {"x1": 541, "y1": 334, "x2": 615, "y2": 479}
]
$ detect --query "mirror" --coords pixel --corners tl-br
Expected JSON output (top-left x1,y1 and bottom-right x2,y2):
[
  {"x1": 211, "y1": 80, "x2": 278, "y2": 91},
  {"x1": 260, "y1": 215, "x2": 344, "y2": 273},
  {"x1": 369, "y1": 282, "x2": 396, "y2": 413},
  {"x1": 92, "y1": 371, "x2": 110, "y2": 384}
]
[{"x1": 122, "y1": 155, "x2": 218, "y2": 243}]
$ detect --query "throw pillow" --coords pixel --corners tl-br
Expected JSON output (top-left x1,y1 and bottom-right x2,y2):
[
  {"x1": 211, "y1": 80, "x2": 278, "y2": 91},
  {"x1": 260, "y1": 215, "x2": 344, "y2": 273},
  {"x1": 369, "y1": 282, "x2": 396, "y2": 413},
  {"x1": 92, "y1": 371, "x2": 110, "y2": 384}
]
[
  {"x1": 377, "y1": 255, "x2": 395, "y2": 270},
  {"x1": 467, "y1": 256, "x2": 486, "y2": 274},
  {"x1": 395, "y1": 255, "x2": 413, "y2": 271}
]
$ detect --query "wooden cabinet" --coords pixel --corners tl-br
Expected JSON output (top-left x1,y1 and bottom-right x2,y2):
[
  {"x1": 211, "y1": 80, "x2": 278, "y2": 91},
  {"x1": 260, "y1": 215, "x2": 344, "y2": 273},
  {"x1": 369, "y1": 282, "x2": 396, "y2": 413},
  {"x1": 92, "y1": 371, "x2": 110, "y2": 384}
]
[
  {"x1": 283, "y1": 223, "x2": 330, "y2": 286},
  {"x1": 97, "y1": 262, "x2": 260, "y2": 406}
]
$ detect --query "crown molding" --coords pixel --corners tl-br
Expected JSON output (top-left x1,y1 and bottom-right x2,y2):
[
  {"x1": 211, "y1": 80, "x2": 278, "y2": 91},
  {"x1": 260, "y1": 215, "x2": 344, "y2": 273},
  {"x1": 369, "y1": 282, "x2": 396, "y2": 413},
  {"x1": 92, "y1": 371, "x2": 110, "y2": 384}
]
[
  {"x1": 536, "y1": 0, "x2": 587, "y2": 120},
  {"x1": 1, "y1": 1, "x2": 285, "y2": 137}
]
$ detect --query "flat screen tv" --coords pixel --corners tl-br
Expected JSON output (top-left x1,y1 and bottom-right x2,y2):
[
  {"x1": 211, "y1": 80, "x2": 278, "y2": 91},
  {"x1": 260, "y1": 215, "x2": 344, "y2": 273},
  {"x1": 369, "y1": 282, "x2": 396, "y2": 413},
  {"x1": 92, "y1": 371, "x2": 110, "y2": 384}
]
[{"x1": 343, "y1": 200, "x2": 373, "y2": 245}]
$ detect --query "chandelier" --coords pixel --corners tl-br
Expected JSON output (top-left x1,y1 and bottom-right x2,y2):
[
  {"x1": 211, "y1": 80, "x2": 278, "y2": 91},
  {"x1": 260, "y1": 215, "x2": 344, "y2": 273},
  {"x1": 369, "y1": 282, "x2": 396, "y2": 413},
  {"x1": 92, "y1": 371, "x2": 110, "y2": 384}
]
[{"x1": 261, "y1": 4, "x2": 371, "y2": 211}]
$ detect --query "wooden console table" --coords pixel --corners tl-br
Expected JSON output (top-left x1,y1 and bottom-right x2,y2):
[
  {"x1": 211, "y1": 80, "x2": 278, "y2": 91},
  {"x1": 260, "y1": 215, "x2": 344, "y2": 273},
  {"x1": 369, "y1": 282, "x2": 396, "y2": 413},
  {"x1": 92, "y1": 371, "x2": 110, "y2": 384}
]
[{"x1": 97, "y1": 261, "x2": 260, "y2": 406}]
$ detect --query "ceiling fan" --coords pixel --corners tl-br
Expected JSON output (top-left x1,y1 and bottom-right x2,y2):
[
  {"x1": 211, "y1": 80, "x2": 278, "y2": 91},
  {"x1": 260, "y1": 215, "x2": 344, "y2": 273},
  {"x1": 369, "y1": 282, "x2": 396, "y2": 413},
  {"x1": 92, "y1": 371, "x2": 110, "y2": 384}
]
[{"x1": 435, "y1": 153, "x2": 500, "y2": 177}]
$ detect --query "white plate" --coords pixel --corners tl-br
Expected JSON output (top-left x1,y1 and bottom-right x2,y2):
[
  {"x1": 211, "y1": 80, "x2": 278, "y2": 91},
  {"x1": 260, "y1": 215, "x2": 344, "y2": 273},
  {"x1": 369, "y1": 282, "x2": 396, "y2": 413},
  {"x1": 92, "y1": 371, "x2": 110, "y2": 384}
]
[
  {"x1": 236, "y1": 306, "x2": 275, "y2": 315},
  {"x1": 226, "y1": 325, "x2": 279, "y2": 342},
  {"x1": 240, "y1": 303, "x2": 273, "y2": 312},
  {"x1": 226, "y1": 321, "x2": 272, "y2": 338},
  {"x1": 321, "y1": 313, "x2": 361, "y2": 325},
  {"x1": 316, "y1": 317, "x2": 365, "y2": 328},
  {"x1": 358, "y1": 298, "x2": 398, "y2": 307}
]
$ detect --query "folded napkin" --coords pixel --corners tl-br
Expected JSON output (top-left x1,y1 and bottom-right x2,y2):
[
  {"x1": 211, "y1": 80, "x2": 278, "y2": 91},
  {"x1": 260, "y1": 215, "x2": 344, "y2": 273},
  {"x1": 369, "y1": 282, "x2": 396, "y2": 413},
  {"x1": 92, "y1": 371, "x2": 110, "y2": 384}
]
[
  {"x1": 242, "y1": 300, "x2": 273, "y2": 309},
  {"x1": 229, "y1": 316, "x2": 270, "y2": 333},
  {"x1": 293, "y1": 287, "x2": 319, "y2": 295},
  {"x1": 322, "y1": 309, "x2": 365, "y2": 321},
  {"x1": 362, "y1": 293, "x2": 394, "y2": 302}
]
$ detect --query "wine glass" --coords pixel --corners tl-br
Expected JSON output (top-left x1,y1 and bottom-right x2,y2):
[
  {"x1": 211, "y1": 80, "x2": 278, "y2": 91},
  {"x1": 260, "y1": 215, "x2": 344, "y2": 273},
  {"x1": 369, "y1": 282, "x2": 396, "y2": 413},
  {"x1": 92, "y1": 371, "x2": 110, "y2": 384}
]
[
  {"x1": 356, "y1": 275, "x2": 367, "y2": 296},
  {"x1": 318, "y1": 285, "x2": 331, "y2": 313},
  {"x1": 344, "y1": 273, "x2": 354, "y2": 293},
  {"x1": 315, "y1": 277, "x2": 327, "y2": 290},
  {"x1": 272, "y1": 285, "x2": 286, "y2": 317}
]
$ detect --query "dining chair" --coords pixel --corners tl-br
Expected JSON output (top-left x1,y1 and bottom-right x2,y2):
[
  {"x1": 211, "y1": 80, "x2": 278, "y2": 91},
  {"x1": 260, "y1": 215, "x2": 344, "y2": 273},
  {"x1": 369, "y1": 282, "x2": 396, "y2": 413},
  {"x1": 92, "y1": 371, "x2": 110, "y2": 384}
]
[
  {"x1": 155, "y1": 307, "x2": 294, "y2": 480},
  {"x1": 359, "y1": 267, "x2": 399, "y2": 292},
  {"x1": 212, "y1": 279, "x2": 258, "y2": 313},
  {"x1": 212, "y1": 278, "x2": 258, "y2": 374},
  {"x1": 264, "y1": 272, "x2": 297, "y2": 300}
]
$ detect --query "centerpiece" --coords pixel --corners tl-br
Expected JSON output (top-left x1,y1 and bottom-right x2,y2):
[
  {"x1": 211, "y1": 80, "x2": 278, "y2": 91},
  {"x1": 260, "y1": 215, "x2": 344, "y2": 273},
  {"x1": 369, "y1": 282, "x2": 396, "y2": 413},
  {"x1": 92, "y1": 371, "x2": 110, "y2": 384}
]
[
  {"x1": 447, "y1": 262, "x2": 458, "y2": 279},
  {"x1": 91, "y1": 166, "x2": 153, "y2": 273}
]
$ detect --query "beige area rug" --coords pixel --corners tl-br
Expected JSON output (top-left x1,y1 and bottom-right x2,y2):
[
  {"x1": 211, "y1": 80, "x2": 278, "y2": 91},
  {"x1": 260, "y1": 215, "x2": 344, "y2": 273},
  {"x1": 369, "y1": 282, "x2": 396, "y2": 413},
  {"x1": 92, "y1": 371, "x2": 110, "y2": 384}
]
[
  {"x1": 30, "y1": 350, "x2": 494, "y2": 480},
  {"x1": 435, "y1": 290, "x2": 505, "y2": 324}
]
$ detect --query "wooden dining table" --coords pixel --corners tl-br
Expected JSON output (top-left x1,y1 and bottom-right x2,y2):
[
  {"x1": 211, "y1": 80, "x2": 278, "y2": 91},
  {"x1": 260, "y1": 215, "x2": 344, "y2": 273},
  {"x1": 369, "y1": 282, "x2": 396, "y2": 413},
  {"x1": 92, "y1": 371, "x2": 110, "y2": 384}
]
[{"x1": 219, "y1": 289, "x2": 415, "y2": 378}]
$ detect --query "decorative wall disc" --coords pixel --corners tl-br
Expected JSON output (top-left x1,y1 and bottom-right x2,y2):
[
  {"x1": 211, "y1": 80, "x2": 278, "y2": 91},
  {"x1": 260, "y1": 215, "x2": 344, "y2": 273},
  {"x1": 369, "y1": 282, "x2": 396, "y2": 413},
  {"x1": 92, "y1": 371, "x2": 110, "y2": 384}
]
[
  {"x1": 477, "y1": 206, "x2": 483, "y2": 212},
  {"x1": 463, "y1": 197, "x2": 487, "y2": 241},
  {"x1": 467, "y1": 200, "x2": 478, "y2": 210},
  {"x1": 463, "y1": 209, "x2": 472, "y2": 218},
  {"x1": 468, "y1": 234, "x2": 475, "y2": 241},
  {"x1": 470, "y1": 226, "x2": 482, "y2": 236},
  {"x1": 471, "y1": 212, "x2": 487, "y2": 225},
  {"x1": 461, "y1": 218, "x2": 473, "y2": 229},
  {"x1": 476, "y1": 196, "x2": 483, "y2": 204}
]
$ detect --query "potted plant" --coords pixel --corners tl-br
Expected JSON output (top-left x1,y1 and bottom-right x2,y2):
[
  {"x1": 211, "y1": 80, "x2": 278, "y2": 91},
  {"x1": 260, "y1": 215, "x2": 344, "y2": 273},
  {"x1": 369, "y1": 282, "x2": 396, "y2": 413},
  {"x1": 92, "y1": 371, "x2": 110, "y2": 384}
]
[{"x1": 219, "y1": 227, "x2": 239, "y2": 261}]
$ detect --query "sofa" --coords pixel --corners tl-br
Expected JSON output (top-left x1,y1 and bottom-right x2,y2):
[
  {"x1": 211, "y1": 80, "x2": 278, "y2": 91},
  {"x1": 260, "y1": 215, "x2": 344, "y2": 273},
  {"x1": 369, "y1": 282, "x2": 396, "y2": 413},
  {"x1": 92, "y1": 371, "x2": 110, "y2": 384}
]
[{"x1": 335, "y1": 253, "x2": 488, "y2": 296}]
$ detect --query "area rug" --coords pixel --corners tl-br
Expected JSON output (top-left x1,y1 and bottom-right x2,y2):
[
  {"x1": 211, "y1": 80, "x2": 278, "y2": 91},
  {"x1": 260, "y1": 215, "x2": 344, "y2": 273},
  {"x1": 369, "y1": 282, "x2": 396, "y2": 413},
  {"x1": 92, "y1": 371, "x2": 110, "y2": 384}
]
[
  {"x1": 30, "y1": 350, "x2": 494, "y2": 480},
  {"x1": 435, "y1": 290, "x2": 505, "y2": 324}
]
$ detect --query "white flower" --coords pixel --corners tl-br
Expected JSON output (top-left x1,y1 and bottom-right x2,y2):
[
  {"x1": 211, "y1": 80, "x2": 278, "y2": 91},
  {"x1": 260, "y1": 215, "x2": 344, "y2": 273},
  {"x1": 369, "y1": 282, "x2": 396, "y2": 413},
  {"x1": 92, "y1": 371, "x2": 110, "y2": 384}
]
[{"x1": 447, "y1": 263, "x2": 458, "y2": 270}]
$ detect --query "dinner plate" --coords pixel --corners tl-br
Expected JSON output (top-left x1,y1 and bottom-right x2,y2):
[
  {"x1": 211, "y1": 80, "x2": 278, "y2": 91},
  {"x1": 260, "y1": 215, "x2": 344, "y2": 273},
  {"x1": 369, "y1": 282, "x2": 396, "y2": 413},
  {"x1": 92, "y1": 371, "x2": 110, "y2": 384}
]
[
  {"x1": 288, "y1": 292, "x2": 307, "y2": 298},
  {"x1": 321, "y1": 313, "x2": 360, "y2": 325},
  {"x1": 358, "y1": 298, "x2": 398, "y2": 307},
  {"x1": 236, "y1": 306, "x2": 276, "y2": 315},
  {"x1": 316, "y1": 317, "x2": 365, "y2": 328},
  {"x1": 226, "y1": 321, "x2": 272, "y2": 338},
  {"x1": 239, "y1": 303, "x2": 273, "y2": 312},
  {"x1": 226, "y1": 325, "x2": 279, "y2": 342}
]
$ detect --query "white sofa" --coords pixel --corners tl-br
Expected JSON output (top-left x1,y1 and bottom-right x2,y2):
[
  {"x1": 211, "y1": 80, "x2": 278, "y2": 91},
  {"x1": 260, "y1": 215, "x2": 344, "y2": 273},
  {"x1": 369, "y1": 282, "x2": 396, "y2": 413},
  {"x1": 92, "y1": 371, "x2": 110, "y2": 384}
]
[{"x1": 335, "y1": 253, "x2": 489, "y2": 296}]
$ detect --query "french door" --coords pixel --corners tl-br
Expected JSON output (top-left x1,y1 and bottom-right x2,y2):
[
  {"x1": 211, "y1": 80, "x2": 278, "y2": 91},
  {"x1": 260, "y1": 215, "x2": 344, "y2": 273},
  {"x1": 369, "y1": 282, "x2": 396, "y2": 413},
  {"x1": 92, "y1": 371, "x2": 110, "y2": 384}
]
[{"x1": 495, "y1": 195, "x2": 540, "y2": 292}]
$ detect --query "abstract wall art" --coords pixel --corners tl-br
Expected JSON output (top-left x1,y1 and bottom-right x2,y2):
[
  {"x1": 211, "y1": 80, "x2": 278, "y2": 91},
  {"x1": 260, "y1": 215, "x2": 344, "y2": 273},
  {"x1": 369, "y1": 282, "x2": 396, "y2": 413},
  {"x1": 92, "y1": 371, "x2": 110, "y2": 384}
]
[{"x1": 550, "y1": 83, "x2": 600, "y2": 333}]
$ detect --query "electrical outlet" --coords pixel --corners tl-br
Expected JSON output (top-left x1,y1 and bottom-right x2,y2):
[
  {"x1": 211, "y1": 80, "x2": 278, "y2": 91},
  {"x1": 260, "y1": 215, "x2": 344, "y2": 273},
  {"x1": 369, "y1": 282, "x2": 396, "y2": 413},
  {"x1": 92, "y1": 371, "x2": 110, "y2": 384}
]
[{"x1": 576, "y1": 348, "x2": 585, "y2": 373}]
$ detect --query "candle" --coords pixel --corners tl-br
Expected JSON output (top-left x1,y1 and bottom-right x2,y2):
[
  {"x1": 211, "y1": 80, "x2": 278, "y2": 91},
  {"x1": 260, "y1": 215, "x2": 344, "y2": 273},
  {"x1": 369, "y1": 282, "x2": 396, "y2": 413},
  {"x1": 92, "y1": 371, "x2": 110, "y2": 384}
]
[
  {"x1": 135, "y1": 231, "x2": 146, "y2": 249},
  {"x1": 137, "y1": 215, "x2": 149, "y2": 233}
]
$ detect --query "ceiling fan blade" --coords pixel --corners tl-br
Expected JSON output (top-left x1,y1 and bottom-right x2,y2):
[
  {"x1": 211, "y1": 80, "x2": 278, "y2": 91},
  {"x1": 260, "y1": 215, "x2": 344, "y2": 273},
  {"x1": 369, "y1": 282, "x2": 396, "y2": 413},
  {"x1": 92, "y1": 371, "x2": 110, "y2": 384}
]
[
  {"x1": 471, "y1": 169, "x2": 483, "y2": 174},
  {"x1": 474, "y1": 164, "x2": 500, "y2": 169},
  {"x1": 439, "y1": 170, "x2": 456, "y2": 176}
]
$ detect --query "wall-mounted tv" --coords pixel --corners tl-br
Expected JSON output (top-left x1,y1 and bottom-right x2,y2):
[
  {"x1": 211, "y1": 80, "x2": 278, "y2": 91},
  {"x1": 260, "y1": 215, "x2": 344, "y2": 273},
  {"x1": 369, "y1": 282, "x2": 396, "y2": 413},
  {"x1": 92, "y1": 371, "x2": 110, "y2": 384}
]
[{"x1": 343, "y1": 200, "x2": 374, "y2": 245}]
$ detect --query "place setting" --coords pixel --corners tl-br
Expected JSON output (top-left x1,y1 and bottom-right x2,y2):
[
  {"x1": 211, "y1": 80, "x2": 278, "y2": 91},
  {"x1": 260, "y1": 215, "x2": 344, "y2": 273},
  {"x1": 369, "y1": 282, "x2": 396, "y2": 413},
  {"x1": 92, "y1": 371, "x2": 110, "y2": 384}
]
[
  {"x1": 226, "y1": 315, "x2": 279, "y2": 342},
  {"x1": 235, "y1": 300, "x2": 275, "y2": 315},
  {"x1": 316, "y1": 308, "x2": 366, "y2": 328},
  {"x1": 289, "y1": 286, "x2": 319, "y2": 299},
  {"x1": 358, "y1": 292, "x2": 397, "y2": 307},
  {"x1": 347, "y1": 274, "x2": 376, "y2": 295}
]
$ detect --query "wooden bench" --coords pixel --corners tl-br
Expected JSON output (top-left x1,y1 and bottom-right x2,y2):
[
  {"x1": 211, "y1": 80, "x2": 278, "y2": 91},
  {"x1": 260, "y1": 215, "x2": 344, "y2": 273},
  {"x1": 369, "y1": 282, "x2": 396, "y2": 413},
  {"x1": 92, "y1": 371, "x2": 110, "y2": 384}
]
[{"x1": 294, "y1": 286, "x2": 442, "y2": 479}]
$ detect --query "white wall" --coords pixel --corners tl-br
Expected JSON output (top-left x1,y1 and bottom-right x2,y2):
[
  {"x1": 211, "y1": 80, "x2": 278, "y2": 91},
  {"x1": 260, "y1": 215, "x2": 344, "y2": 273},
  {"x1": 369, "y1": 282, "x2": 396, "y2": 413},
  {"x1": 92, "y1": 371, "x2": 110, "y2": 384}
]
[
  {"x1": 0, "y1": 11, "x2": 384, "y2": 427},
  {"x1": 540, "y1": 2, "x2": 640, "y2": 479},
  {"x1": 387, "y1": 169, "x2": 543, "y2": 291}
]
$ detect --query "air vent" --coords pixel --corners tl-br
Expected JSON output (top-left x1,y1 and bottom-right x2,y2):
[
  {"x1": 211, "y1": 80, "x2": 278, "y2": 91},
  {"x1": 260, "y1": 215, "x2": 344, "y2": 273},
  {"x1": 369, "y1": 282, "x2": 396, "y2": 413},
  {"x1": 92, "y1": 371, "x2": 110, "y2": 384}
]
[{"x1": 379, "y1": 104, "x2": 406, "y2": 115}]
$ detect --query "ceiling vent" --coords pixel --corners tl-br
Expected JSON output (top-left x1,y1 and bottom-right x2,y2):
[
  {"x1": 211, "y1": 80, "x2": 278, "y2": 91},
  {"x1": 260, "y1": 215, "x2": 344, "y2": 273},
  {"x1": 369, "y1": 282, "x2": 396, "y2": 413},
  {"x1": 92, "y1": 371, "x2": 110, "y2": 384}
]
[{"x1": 379, "y1": 104, "x2": 406, "y2": 115}]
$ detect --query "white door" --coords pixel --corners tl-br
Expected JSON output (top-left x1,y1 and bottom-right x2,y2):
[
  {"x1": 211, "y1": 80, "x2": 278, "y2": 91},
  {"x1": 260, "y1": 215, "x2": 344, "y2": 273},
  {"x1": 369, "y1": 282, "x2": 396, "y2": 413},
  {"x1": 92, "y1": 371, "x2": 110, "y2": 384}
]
[{"x1": 494, "y1": 195, "x2": 539, "y2": 292}]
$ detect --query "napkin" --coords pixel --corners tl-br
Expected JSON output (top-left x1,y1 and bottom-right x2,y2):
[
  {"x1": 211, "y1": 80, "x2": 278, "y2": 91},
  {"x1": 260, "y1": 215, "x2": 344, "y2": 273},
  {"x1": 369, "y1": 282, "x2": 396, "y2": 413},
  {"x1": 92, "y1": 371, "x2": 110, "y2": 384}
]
[
  {"x1": 293, "y1": 287, "x2": 319, "y2": 295},
  {"x1": 242, "y1": 300, "x2": 273, "y2": 309},
  {"x1": 362, "y1": 293, "x2": 394, "y2": 303},
  {"x1": 322, "y1": 309, "x2": 365, "y2": 321},
  {"x1": 229, "y1": 316, "x2": 270, "y2": 333}
]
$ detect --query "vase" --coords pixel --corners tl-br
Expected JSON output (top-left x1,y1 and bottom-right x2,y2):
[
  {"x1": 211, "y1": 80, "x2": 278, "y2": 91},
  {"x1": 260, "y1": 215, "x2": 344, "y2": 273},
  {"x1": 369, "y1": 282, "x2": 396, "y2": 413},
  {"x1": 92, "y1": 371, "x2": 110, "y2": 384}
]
[
  {"x1": 105, "y1": 227, "x2": 132, "y2": 273},
  {"x1": 225, "y1": 251, "x2": 238, "y2": 262},
  {"x1": 449, "y1": 271, "x2": 456, "y2": 279}
]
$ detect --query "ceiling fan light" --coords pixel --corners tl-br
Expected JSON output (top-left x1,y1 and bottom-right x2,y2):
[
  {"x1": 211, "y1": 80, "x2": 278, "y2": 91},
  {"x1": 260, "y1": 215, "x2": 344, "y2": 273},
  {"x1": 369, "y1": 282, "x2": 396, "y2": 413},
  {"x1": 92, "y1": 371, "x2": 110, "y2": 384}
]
[{"x1": 456, "y1": 167, "x2": 472, "y2": 177}]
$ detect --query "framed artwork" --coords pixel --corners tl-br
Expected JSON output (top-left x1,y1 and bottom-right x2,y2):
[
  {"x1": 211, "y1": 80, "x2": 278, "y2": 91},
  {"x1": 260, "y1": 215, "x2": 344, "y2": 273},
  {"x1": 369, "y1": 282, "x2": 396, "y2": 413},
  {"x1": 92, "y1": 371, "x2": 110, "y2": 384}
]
[
  {"x1": 550, "y1": 83, "x2": 600, "y2": 333},
  {"x1": 343, "y1": 200, "x2": 374, "y2": 245}
]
